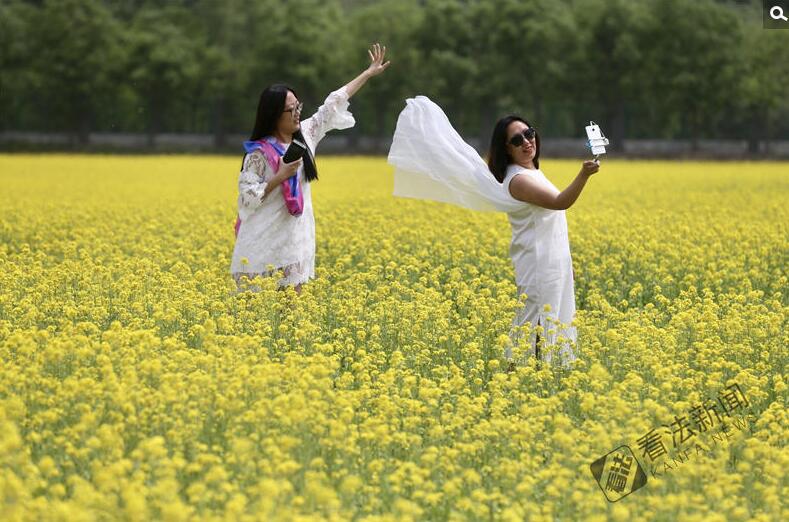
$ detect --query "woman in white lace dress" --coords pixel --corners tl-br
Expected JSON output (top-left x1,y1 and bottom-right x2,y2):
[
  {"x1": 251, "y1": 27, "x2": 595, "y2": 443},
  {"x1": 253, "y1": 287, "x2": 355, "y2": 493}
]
[{"x1": 231, "y1": 44, "x2": 390, "y2": 292}]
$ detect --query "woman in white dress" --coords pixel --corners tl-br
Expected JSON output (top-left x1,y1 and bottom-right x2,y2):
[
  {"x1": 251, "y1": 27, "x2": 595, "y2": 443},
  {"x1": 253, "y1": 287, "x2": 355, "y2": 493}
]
[
  {"x1": 388, "y1": 97, "x2": 599, "y2": 367},
  {"x1": 231, "y1": 44, "x2": 390, "y2": 292}
]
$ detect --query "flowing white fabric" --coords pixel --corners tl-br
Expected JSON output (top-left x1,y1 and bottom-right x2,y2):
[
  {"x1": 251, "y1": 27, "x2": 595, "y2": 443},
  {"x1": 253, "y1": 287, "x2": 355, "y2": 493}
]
[
  {"x1": 387, "y1": 96, "x2": 577, "y2": 365},
  {"x1": 388, "y1": 96, "x2": 524, "y2": 213},
  {"x1": 230, "y1": 87, "x2": 355, "y2": 287}
]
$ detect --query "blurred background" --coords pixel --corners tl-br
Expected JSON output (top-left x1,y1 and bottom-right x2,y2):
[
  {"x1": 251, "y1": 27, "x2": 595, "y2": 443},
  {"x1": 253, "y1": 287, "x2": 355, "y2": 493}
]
[{"x1": 1, "y1": 0, "x2": 787, "y2": 157}]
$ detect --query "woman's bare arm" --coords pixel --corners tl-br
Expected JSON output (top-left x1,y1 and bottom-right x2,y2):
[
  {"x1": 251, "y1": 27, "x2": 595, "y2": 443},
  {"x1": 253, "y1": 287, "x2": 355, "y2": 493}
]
[
  {"x1": 509, "y1": 160, "x2": 599, "y2": 210},
  {"x1": 342, "y1": 43, "x2": 390, "y2": 98}
]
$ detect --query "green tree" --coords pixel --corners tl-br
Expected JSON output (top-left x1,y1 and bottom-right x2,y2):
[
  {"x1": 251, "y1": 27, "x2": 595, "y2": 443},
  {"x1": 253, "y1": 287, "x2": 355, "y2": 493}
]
[
  {"x1": 481, "y1": 0, "x2": 579, "y2": 140},
  {"x1": 640, "y1": 0, "x2": 745, "y2": 148},
  {"x1": 414, "y1": 0, "x2": 484, "y2": 142},
  {"x1": 2, "y1": 0, "x2": 787, "y2": 147},
  {"x1": 0, "y1": 0, "x2": 38, "y2": 131},
  {"x1": 242, "y1": 0, "x2": 351, "y2": 116},
  {"x1": 569, "y1": 0, "x2": 652, "y2": 150},
  {"x1": 346, "y1": 0, "x2": 424, "y2": 148},
  {"x1": 33, "y1": 0, "x2": 127, "y2": 143},
  {"x1": 189, "y1": 0, "x2": 252, "y2": 147},
  {"x1": 740, "y1": 24, "x2": 789, "y2": 153},
  {"x1": 126, "y1": 6, "x2": 201, "y2": 146}
]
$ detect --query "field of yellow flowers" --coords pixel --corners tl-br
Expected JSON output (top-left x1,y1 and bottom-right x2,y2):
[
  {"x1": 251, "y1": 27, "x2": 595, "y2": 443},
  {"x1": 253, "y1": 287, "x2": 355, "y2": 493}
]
[{"x1": 0, "y1": 154, "x2": 786, "y2": 521}]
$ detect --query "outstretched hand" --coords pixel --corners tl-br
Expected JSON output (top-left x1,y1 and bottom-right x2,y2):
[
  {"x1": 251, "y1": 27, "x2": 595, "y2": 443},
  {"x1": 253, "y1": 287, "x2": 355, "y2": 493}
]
[
  {"x1": 344, "y1": 43, "x2": 391, "y2": 98},
  {"x1": 365, "y1": 43, "x2": 390, "y2": 77},
  {"x1": 580, "y1": 160, "x2": 600, "y2": 177}
]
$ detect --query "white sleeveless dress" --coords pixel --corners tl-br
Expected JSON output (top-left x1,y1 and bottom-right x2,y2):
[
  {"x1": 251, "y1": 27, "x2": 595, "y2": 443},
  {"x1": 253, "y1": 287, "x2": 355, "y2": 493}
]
[
  {"x1": 501, "y1": 165, "x2": 577, "y2": 363},
  {"x1": 388, "y1": 96, "x2": 577, "y2": 364}
]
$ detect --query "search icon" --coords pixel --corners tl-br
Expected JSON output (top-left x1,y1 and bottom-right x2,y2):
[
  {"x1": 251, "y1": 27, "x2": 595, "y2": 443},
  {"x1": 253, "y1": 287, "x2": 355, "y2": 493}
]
[{"x1": 771, "y1": 5, "x2": 789, "y2": 21}]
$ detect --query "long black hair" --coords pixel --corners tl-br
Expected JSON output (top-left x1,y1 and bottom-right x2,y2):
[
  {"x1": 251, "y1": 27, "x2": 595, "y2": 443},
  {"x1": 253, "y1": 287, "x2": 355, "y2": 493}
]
[
  {"x1": 487, "y1": 115, "x2": 540, "y2": 183},
  {"x1": 249, "y1": 83, "x2": 318, "y2": 182}
]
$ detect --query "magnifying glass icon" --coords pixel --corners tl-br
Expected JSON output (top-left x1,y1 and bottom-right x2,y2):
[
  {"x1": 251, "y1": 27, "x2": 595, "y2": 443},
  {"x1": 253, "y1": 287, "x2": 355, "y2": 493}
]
[{"x1": 771, "y1": 6, "x2": 789, "y2": 21}]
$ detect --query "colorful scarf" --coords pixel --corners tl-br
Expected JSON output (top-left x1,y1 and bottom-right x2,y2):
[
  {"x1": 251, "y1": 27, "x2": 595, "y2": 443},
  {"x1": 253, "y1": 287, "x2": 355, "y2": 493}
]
[{"x1": 234, "y1": 137, "x2": 304, "y2": 237}]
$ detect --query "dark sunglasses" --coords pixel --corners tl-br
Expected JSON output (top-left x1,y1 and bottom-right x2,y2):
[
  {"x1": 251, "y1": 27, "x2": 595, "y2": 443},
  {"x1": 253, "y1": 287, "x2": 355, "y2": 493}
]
[{"x1": 508, "y1": 127, "x2": 536, "y2": 147}]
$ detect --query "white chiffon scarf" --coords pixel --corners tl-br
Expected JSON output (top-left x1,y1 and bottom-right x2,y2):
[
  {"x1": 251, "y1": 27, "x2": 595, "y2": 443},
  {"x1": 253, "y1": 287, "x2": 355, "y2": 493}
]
[{"x1": 387, "y1": 95, "x2": 525, "y2": 213}]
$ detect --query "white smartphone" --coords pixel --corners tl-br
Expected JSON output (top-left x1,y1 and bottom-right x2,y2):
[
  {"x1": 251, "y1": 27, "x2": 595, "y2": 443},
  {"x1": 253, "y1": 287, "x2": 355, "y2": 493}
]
[{"x1": 585, "y1": 121, "x2": 609, "y2": 157}]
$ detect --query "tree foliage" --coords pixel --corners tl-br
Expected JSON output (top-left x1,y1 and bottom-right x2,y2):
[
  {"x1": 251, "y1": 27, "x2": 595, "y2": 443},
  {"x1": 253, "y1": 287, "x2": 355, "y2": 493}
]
[{"x1": 2, "y1": 0, "x2": 786, "y2": 145}]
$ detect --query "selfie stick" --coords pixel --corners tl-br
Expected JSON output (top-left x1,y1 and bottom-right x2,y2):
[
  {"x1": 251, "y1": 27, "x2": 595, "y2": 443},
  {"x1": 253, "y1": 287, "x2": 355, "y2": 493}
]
[{"x1": 585, "y1": 121, "x2": 609, "y2": 163}]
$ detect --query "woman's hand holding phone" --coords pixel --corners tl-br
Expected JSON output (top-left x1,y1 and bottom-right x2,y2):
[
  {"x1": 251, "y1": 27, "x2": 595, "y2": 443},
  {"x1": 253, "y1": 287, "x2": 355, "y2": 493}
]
[
  {"x1": 579, "y1": 160, "x2": 600, "y2": 177},
  {"x1": 262, "y1": 158, "x2": 303, "y2": 200},
  {"x1": 276, "y1": 157, "x2": 302, "y2": 182}
]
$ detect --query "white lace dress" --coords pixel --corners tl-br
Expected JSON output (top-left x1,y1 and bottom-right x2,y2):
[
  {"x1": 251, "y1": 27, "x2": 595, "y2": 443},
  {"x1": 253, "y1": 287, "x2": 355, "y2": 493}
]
[{"x1": 230, "y1": 87, "x2": 355, "y2": 287}]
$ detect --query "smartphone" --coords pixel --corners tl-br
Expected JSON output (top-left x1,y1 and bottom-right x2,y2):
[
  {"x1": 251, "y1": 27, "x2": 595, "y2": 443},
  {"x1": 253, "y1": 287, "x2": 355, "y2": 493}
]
[
  {"x1": 585, "y1": 122, "x2": 609, "y2": 156},
  {"x1": 282, "y1": 139, "x2": 307, "y2": 163}
]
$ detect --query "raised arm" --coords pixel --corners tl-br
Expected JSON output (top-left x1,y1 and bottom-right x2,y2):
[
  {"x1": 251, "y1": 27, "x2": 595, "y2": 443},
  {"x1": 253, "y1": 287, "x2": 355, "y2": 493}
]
[
  {"x1": 300, "y1": 44, "x2": 390, "y2": 149},
  {"x1": 509, "y1": 161, "x2": 600, "y2": 210},
  {"x1": 342, "y1": 43, "x2": 390, "y2": 99}
]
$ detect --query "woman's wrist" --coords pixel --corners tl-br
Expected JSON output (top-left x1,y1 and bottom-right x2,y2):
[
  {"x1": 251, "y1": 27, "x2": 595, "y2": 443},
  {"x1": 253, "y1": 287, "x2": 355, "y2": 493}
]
[
  {"x1": 264, "y1": 172, "x2": 287, "y2": 196},
  {"x1": 276, "y1": 169, "x2": 296, "y2": 184}
]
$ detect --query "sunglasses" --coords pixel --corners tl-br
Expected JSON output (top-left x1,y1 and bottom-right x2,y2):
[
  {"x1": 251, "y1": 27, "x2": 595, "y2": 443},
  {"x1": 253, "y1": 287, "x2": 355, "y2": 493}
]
[
  {"x1": 284, "y1": 102, "x2": 304, "y2": 115},
  {"x1": 508, "y1": 127, "x2": 536, "y2": 147}
]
